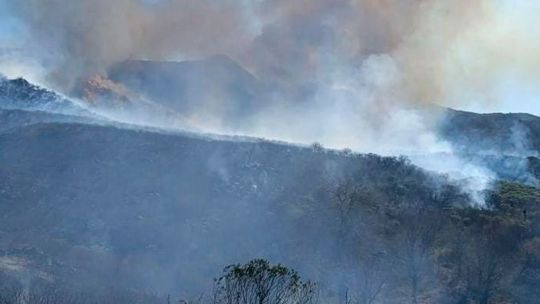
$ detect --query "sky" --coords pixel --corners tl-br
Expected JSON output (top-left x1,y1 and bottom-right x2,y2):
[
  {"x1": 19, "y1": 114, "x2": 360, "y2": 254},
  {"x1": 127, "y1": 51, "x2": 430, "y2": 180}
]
[
  {"x1": 0, "y1": 2, "x2": 23, "y2": 48},
  {"x1": 455, "y1": 0, "x2": 540, "y2": 115}
]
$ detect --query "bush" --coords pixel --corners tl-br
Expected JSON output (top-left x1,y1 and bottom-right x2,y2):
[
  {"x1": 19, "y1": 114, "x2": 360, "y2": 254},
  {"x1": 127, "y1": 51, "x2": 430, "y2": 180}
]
[{"x1": 213, "y1": 259, "x2": 317, "y2": 304}]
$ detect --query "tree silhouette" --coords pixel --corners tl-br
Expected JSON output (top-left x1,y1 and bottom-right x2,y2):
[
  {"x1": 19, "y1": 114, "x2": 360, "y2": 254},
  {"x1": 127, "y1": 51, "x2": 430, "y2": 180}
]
[{"x1": 212, "y1": 259, "x2": 317, "y2": 304}]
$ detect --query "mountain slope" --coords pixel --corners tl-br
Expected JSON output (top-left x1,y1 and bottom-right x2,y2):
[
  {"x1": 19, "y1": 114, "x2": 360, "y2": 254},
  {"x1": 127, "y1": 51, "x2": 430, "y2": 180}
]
[
  {"x1": 0, "y1": 77, "x2": 90, "y2": 116},
  {"x1": 0, "y1": 76, "x2": 101, "y2": 133},
  {"x1": 439, "y1": 108, "x2": 540, "y2": 155},
  {"x1": 107, "y1": 56, "x2": 265, "y2": 128}
]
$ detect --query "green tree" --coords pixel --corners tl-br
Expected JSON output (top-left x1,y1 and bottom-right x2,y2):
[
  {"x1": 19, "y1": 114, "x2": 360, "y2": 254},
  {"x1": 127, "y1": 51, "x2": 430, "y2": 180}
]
[{"x1": 212, "y1": 259, "x2": 317, "y2": 304}]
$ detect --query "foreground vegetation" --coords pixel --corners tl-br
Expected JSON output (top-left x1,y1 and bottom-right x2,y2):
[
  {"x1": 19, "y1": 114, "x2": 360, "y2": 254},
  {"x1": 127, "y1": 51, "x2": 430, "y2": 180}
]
[{"x1": 1, "y1": 172, "x2": 539, "y2": 303}]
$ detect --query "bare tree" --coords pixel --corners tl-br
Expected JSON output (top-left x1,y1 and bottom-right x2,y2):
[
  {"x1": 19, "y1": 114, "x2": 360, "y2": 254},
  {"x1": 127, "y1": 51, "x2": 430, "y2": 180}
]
[
  {"x1": 386, "y1": 200, "x2": 444, "y2": 304},
  {"x1": 330, "y1": 182, "x2": 389, "y2": 304}
]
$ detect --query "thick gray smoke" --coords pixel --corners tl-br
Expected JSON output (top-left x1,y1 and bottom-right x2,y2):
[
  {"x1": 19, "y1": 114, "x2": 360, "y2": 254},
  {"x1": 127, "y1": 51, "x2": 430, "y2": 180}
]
[
  {"x1": 4, "y1": 0, "x2": 256, "y2": 90},
  {"x1": 6, "y1": 0, "x2": 540, "y2": 107}
]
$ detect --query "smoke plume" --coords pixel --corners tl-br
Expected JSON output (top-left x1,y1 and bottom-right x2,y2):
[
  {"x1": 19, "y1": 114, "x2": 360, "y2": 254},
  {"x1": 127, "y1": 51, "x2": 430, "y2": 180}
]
[{"x1": 5, "y1": 0, "x2": 539, "y2": 107}]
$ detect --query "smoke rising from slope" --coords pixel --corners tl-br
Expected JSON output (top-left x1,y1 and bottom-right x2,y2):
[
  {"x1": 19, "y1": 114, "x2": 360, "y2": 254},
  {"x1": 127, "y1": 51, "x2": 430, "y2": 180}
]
[{"x1": 3, "y1": 0, "x2": 539, "y2": 199}]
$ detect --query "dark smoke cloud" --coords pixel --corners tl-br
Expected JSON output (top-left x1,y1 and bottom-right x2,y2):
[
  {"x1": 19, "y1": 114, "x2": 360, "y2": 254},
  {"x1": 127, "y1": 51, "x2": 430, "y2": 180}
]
[
  {"x1": 246, "y1": 0, "x2": 422, "y2": 85},
  {"x1": 8, "y1": 0, "x2": 256, "y2": 90},
  {"x1": 8, "y1": 0, "x2": 538, "y2": 110},
  {"x1": 3, "y1": 1, "x2": 483, "y2": 94}
]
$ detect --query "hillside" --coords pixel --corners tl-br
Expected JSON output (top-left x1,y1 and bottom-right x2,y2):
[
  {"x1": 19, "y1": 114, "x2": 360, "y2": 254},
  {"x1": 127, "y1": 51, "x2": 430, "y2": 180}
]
[
  {"x1": 439, "y1": 109, "x2": 540, "y2": 155},
  {"x1": 0, "y1": 117, "x2": 464, "y2": 294}
]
